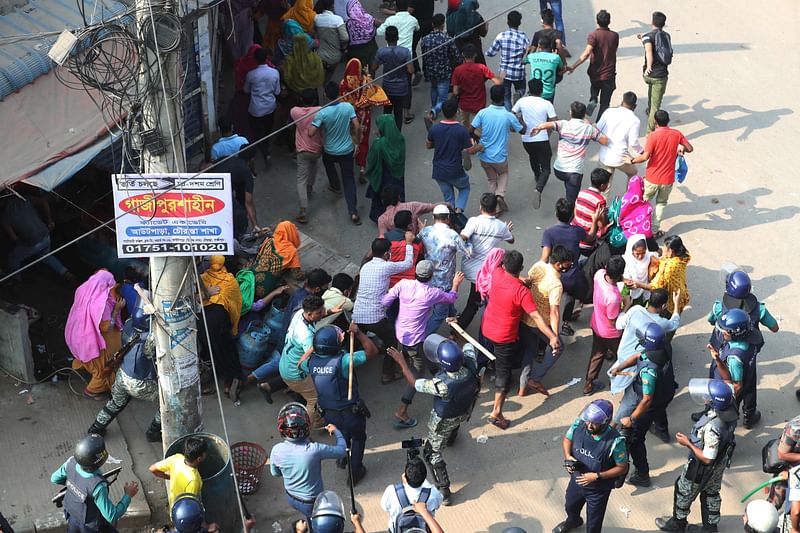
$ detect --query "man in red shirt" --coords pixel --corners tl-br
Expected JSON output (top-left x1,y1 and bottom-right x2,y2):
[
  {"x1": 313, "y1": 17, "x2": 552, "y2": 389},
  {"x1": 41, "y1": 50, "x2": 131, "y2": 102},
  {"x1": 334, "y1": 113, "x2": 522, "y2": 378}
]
[
  {"x1": 626, "y1": 110, "x2": 693, "y2": 237},
  {"x1": 482, "y1": 250, "x2": 560, "y2": 429},
  {"x1": 452, "y1": 43, "x2": 505, "y2": 129}
]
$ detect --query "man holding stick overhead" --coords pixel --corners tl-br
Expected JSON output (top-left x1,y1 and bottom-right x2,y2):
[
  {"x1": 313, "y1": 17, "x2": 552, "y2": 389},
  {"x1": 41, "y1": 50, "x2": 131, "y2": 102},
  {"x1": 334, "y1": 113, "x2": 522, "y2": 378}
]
[{"x1": 306, "y1": 324, "x2": 379, "y2": 486}]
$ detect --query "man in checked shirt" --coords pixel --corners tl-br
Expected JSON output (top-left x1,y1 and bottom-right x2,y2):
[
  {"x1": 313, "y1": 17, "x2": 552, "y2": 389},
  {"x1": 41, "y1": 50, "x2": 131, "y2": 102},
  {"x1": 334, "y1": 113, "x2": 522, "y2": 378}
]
[{"x1": 486, "y1": 11, "x2": 530, "y2": 111}]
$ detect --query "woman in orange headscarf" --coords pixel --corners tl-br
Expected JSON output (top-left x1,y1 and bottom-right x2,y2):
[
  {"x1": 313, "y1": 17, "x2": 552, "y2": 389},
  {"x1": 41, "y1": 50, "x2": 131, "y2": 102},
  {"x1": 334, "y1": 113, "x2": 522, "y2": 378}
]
[
  {"x1": 339, "y1": 58, "x2": 390, "y2": 178},
  {"x1": 250, "y1": 221, "x2": 302, "y2": 299},
  {"x1": 282, "y1": 0, "x2": 315, "y2": 33}
]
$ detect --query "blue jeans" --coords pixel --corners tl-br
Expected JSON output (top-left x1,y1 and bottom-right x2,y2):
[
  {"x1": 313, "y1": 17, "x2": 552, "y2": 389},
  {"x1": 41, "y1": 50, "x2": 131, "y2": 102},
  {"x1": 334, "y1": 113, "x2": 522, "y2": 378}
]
[
  {"x1": 425, "y1": 302, "x2": 457, "y2": 337},
  {"x1": 285, "y1": 493, "x2": 315, "y2": 521},
  {"x1": 554, "y1": 169, "x2": 582, "y2": 205},
  {"x1": 251, "y1": 349, "x2": 281, "y2": 381},
  {"x1": 503, "y1": 79, "x2": 526, "y2": 111},
  {"x1": 519, "y1": 323, "x2": 563, "y2": 389},
  {"x1": 540, "y1": 0, "x2": 566, "y2": 45},
  {"x1": 434, "y1": 174, "x2": 470, "y2": 211},
  {"x1": 430, "y1": 80, "x2": 450, "y2": 116},
  {"x1": 8, "y1": 234, "x2": 67, "y2": 279},
  {"x1": 612, "y1": 385, "x2": 639, "y2": 425}
]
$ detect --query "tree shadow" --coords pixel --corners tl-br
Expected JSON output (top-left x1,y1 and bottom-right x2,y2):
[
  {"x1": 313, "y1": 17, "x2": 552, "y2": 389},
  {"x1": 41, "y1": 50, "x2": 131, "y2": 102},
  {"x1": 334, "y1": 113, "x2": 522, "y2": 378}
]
[
  {"x1": 683, "y1": 99, "x2": 793, "y2": 141},
  {"x1": 615, "y1": 42, "x2": 750, "y2": 59}
]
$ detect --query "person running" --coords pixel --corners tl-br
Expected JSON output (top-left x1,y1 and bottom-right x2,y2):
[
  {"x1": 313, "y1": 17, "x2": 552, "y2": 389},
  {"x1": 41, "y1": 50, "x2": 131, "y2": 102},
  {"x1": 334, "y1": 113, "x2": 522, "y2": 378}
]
[
  {"x1": 452, "y1": 44, "x2": 504, "y2": 129},
  {"x1": 535, "y1": 101, "x2": 609, "y2": 205},
  {"x1": 374, "y1": 26, "x2": 415, "y2": 130},
  {"x1": 469, "y1": 85, "x2": 526, "y2": 215},
  {"x1": 596, "y1": 92, "x2": 642, "y2": 188},
  {"x1": 485, "y1": 10, "x2": 530, "y2": 110},
  {"x1": 566, "y1": 10, "x2": 619, "y2": 120},
  {"x1": 572, "y1": 168, "x2": 611, "y2": 257},
  {"x1": 626, "y1": 110, "x2": 693, "y2": 238},
  {"x1": 538, "y1": 0, "x2": 567, "y2": 49},
  {"x1": 523, "y1": 34, "x2": 564, "y2": 103},
  {"x1": 512, "y1": 79, "x2": 556, "y2": 209},
  {"x1": 640, "y1": 11, "x2": 672, "y2": 133},
  {"x1": 309, "y1": 82, "x2": 363, "y2": 225},
  {"x1": 421, "y1": 14, "x2": 462, "y2": 125},
  {"x1": 458, "y1": 193, "x2": 515, "y2": 328},
  {"x1": 426, "y1": 98, "x2": 479, "y2": 212}
]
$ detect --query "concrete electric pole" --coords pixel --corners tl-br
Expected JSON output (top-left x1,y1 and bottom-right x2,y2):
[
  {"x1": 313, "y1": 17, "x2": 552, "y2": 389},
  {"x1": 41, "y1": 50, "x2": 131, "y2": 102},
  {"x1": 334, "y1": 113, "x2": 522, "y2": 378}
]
[{"x1": 136, "y1": 0, "x2": 203, "y2": 449}]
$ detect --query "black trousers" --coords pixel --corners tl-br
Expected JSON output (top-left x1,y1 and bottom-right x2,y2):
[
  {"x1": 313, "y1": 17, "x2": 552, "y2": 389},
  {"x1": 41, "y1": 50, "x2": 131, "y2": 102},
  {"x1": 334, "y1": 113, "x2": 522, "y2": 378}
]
[
  {"x1": 523, "y1": 140, "x2": 553, "y2": 192},
  {"x1": 564, "y1": 476, "x2": 612, "y2": 533},
  {"x1": 384, "y1": 92, "x2": 407, "y2": 131},
  {"x1": 629, "y1": 403, "x2": 670, "y2": 476},
  {"x1": 589, "y1": 77, "x2": 616, "y2": 120},
  {"x1": 323, "y1": 411, "x2": 367, "y2": 471},
  {"x1": 457, "y1": 282, "x2": 482, "y2": 328},
  {"x1": 248, "y1": 112, "x2": 274, "y2": 160}
]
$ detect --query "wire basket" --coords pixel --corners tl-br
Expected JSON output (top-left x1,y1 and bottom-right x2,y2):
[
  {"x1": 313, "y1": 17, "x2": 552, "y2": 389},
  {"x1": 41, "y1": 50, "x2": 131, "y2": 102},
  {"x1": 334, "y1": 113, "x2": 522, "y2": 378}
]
[{"x1": 231, "y1": 441, "x2": 268, "y2": 495}]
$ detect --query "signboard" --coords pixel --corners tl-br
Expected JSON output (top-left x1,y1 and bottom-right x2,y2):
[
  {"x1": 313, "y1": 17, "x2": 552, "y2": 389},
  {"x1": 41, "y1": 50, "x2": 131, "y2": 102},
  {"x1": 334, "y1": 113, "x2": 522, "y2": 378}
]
[{"x1": 112, "y1": 173, "x2": 233, "y2": 258}]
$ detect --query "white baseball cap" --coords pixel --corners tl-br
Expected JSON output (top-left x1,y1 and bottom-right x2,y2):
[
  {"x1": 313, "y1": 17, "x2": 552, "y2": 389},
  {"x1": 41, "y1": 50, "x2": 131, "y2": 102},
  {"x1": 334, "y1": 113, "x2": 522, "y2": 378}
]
[{"x1": 433, "y1": 204, "x2": 450, "y2": 215}]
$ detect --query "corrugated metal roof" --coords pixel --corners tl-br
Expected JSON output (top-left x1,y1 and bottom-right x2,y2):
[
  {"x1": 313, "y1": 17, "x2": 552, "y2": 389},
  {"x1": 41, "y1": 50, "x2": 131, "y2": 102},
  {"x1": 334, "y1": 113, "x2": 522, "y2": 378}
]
[{"x1": 0, "y1": 0, "x2": 128, "y2": 100}]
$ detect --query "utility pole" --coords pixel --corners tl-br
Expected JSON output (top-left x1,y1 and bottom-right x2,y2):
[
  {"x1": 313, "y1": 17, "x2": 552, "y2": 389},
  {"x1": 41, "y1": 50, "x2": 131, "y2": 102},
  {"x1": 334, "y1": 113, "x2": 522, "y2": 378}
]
[{"x1": 136, "y1": 0, "x2": 203, "y2": 449}]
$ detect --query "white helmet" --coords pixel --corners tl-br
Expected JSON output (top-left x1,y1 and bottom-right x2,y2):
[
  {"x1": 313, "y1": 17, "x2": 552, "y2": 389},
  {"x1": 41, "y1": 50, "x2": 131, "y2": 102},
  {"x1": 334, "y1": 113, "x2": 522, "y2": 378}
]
[{"x1": 744, "y1": 499, "x2": 779, "y2": 532}]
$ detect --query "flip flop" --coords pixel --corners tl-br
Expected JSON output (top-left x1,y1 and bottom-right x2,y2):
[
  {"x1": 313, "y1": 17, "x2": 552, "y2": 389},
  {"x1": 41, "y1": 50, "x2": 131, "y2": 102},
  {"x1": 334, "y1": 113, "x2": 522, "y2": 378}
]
[
  {"x1": 393, "y1": 417, "x2": 418, "y2": 429},
  {"x1": 488, "y1": 417, "x2": 511, "y2": 430},
  {"x1": 296, "y1": 213, "x2": 308, "y2": 225},
  {"x1": 527, "y1": 379, "x2": 550, "y2": 397},
  {"x1": 404, "y1": 114, "x2": 415, "y2": 124},
  {"x1": 583, "y1": 380, "x2": 606, "y2": 396}
]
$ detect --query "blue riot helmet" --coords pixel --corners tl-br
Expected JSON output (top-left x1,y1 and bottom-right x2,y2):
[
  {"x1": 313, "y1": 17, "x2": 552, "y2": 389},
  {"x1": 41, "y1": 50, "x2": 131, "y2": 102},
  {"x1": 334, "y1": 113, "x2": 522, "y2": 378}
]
[
  {"x1": 171, "y1": 495, "x2": 204, "y2": 533},
  {"x1": 580, "y1": 399, "x2": 613, "y2": 427},
  {"x1": 313, "y1": 326, "x2": 344, "y2": 356},
  {"x1": 716, "y1": 308, "x2": 751, "y2": 339},
  {"x1": 437, "y1": 340, "x2": 464, "y2": 372},
  {"x1": 725, "y1": 270, "x2": 751, "y2": 300},
  {"x1": 310, "y1": 491, "x2": 346, "y2": 533}
]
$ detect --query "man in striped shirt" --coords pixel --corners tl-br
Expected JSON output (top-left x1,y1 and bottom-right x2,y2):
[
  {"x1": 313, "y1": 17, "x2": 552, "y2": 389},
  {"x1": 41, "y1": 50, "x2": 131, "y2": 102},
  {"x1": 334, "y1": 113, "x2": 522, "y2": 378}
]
[
  {"x1": 485, "y1": 10, "x2": 530, "y2": 111},
  {"x1": 534, "y1": 101, "x2": 609, "y2": 204},
  {"x1": 573, "y1": 168, "x2": 611, "y2": 256}
]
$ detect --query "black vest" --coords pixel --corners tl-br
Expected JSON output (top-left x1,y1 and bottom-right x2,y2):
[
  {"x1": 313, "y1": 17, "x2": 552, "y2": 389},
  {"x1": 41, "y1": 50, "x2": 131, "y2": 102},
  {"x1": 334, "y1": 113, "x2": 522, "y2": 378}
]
[
  {"x1": 631, "y1": 353, "x2": 676, "y2": 409},
  {"x1": 63, "y1": 458, "x2": 108, "y2": 533},
  {"x1": 433, "y1": 359, "x2": 479, "y2": 418},
  {"x1": 309, "y1": 352, "x2": 358, "y2": 410},
  {"x1": 571, "y1": 422, "x2": 620, "y2": 491},
  {"x1": 689, "y1": 413, "x2": 735, "y2": 463},
  {"x1": 709, "y1": 294, "x2": 764, "y2": 349},
  {"x1": 710, "y1": 343, "x2": 757, "y2": 388}
]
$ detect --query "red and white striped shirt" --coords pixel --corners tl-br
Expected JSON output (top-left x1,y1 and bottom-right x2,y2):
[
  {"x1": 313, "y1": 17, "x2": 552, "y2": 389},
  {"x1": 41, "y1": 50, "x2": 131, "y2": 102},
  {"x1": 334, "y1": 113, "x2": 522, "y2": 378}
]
[{"x1": 573, "y1": 188, "x2": 606, "y2": 252}]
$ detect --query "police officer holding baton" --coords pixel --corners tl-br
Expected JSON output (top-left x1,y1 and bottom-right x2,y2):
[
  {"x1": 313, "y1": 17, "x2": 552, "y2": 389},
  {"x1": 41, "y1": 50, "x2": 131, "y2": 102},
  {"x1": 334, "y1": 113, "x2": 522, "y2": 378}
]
[{"x1": 388, "y1": 333, "x2": 482, "y2": 505}]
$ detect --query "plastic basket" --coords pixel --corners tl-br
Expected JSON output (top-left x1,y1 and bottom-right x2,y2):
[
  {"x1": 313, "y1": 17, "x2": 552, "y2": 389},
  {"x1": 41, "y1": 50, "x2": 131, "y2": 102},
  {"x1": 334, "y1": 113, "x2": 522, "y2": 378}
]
[{"x1": 231, "y1": 441, "x2": 268, "y2": 495}]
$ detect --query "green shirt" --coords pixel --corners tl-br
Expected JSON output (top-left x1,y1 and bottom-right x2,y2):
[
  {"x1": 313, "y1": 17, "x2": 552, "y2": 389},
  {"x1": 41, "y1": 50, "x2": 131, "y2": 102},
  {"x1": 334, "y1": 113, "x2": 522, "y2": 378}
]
[
  {"x1": 721, "y1": 340, "x2": 748, "y2": 382},
  {"x1": 524, "y1": 51, "x2": 562, "y2": 99},
  {"x1": 279, "y1": 310, "x2": 317, "y2": 382},
  {"x1": 565, "y1": 418, "x2": 628, "y2": 464},
  {"x1": 707, "y1": 300, "x2": 778, "y2": 330},
  {"x1": 638, "y1": 354, "x2": 658, "y2": 396}
]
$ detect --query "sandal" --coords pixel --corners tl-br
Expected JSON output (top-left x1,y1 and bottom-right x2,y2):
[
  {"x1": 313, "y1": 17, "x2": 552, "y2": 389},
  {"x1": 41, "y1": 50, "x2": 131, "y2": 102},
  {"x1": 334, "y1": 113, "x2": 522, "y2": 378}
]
[
  {"x1": 526, "y1": 379, "x2": 550, "y2": 397},
  {"x1": 654, "y1": 230, "x2": 666, "y2": 239},
  {"x1": 583, "y1": 380, "x2": 606, "y2": 396},
  {"x1": 296, "y1": 213, "x2": 308, "y2": 225},
  {"x1": 393, "y1": 417, "x2": 418, "y2": 429},
  {"x1": 404, "y1": 114, "x2": 415, "y2": 124},
  {"x1": 488, "y1": 416, "x2": 511, "y2": 430},
  {"x1": 351, "y1": 214, "x2": 362, "y2": 225}
]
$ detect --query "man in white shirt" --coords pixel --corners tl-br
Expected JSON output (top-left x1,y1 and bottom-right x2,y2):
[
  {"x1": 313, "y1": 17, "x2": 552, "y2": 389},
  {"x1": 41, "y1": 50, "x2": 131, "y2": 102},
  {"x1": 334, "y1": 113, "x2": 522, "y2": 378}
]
[
  {"x1": 457, "y1": 193, "x2": 514, "y2": 328},
  {"x1": 512, "y1": 79, "x2": 557, "y2": 209},
  {"x1": 380, "y1": 457, "x2": 443, "y2": 532},
  {"x1": 597, "y1": 91, "x2": 643, "y2": 193}
]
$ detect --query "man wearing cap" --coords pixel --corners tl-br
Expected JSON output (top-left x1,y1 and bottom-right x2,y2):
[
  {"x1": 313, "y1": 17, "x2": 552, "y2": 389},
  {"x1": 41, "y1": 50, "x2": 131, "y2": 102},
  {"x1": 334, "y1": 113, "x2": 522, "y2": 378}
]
[
  {"x1": 418, "y1": 205, "x2": 472, "y2": 336},
  {"x1": 610, "y1": 323, "x2": 676, "y2": 488},
  {"x1": 554, "y1": 399, "x2": 628, "y2": 533},
  {"x1": 382, "y1": 261, "x2": 465, "y2": 429}
]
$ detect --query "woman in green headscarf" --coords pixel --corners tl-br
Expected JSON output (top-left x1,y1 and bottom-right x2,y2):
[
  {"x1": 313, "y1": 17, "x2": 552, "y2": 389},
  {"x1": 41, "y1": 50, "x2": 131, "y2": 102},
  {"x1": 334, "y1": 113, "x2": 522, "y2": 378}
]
[
  {"x1": 446, "y1": 0, "x2": 488, "y2": 64},
  {"x1": 365, "y1": 114, "x2": 406, "y2": 223},
  {"x1": 283, "y1": 33, "x2": 325, "y2": 95}
]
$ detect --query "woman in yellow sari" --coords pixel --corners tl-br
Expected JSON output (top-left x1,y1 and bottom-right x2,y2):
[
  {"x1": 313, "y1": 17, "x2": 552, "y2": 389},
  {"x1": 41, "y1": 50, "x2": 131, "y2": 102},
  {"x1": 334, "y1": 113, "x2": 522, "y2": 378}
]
[{"x1": 642, "y1": 235, "x2": 691, "y2": 314}]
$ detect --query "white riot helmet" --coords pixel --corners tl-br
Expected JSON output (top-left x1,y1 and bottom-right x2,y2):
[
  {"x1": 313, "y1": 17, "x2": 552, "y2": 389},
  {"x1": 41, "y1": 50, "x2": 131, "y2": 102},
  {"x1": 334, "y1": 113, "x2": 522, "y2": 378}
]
[{"x1": 744, "y1": 499, "x2": 778, "y2": 532}]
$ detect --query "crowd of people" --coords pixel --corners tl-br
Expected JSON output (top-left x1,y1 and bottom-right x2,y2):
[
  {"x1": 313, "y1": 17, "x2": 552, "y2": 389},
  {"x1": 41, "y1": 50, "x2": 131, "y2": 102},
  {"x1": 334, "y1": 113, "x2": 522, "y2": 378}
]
[{"x1": 40, "y1": 1, "x2": 800, "y2": 533}]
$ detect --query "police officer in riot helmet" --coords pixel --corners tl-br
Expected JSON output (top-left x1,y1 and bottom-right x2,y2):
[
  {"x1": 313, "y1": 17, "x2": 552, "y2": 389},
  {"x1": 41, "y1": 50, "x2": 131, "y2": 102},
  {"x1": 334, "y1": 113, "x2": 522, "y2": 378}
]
[
  {"x1": 742, "y1": 499, "x2": 779, "y2": 533},
  {"x1": 707, "y1": 269, "x2": 778, "y2": 362},
  {"x1": 388, "y1": 335, "x2": 482, "y2": 505},
  {"x1": 656, "y1": 379, "x2": 738, "y2": 532},
  {"x1": 611, "y1": 322, "x2": 677, "y2": 488},
  {"x1": 553, "y1": 399, "x2": 629, "y2": 533},
  {"x1": 306, "y1": 491, "x2": 365, "y2": 533},
  {"x1": 88, "y1": 296, "x2": 161, "y2": 442},
  {"x1": 169, "y1": 495, "x2": 219, "y2": 533},
  {"x1": 695, "y1": 308, "x2": 762, "y2": 428},
  {"x1": 306, "y1": 324, "x2": 381, "y2": 485},
  {"x1": 50, "y1": 434, "x2": 139, "y2": 533}
]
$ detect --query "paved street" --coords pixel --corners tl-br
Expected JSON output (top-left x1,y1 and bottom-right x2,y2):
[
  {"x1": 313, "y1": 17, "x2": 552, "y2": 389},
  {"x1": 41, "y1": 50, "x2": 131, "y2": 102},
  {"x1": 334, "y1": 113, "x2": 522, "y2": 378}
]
[{"x1": 3, "y1": 0, "x2": 800, "y2": 531}]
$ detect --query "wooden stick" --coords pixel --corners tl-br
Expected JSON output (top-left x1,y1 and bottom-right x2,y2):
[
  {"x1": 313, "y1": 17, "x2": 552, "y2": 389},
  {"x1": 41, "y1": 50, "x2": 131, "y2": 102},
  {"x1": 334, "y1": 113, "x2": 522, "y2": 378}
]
[
  {"x1": 449, "y1": 322, "x2": 496, "y2": 361},
  {"x1": 347, "y1": 332, "x2": 355, "y2": 400}
]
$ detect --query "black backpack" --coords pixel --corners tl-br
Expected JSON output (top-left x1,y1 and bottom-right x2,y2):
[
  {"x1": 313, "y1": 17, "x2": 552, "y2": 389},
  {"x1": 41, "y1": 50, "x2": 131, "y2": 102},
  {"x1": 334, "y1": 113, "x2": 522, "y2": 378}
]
[
  {"x1": 654, "y1": 30, "x2": 673, "y2": 65},
  {"x1": 393, "y1": 483, "x2": 431, "y2": 532}
]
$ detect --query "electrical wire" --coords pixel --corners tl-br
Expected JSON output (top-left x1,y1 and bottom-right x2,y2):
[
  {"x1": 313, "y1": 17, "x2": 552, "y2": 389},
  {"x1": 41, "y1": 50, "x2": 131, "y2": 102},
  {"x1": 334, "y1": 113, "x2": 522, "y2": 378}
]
[{"x1": 1, "y1": 0, "x2": 532, "y2": 285}]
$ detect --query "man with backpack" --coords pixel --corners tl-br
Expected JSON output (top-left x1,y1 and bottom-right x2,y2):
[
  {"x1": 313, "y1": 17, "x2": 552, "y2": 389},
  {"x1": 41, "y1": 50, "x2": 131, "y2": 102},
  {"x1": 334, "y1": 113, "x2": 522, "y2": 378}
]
[
  {"x1": 380, "y1": 457, "x2": 443, "y2": 532},
  {"x1": 640, "y1": 11, "x2": 672, "y2": 133}
]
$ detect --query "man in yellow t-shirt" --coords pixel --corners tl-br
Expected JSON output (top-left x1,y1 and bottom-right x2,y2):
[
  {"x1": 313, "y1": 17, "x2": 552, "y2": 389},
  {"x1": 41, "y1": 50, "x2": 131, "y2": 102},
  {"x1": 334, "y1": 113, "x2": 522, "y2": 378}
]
[
  {"x1": 148, "y1": 437, "x2": 207, "y2": 510},
  {"x1": 518, "y1": 245, "x2": 574, "y2": 396}
]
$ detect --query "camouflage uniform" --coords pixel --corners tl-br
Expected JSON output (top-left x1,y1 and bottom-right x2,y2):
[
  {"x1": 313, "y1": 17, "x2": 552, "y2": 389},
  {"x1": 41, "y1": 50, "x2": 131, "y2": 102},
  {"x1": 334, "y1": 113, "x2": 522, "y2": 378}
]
[
  {"x1": 417, "y1": 345, "x2": 480, "y2": 500},
  {"x1": 95, "y1": 371, "x2": 159, "y2": 427}
]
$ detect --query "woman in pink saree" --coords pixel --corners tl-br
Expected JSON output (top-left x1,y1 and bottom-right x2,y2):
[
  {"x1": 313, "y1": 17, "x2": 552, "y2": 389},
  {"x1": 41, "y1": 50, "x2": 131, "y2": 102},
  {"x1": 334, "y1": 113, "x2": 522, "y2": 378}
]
[{"x1": 619, "y1": 174, "x2": 654, "y2": 239}]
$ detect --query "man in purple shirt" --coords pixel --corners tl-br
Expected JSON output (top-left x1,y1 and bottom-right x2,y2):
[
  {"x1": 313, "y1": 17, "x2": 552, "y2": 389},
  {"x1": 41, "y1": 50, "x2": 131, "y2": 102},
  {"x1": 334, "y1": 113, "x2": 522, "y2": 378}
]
[{"x1": 382, "y1": 260, "x2": 465, "y2": 429}]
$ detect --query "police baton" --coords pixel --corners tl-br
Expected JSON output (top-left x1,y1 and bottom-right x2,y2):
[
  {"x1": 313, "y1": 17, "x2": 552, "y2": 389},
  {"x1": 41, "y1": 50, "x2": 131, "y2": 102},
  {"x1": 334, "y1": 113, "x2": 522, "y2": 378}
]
[
  {"x1": 345, "y1": 448, "x2": 357, "y2": 515},
  {"x1": 347, "y1": 328, "x2": 355, "y2": 401}
]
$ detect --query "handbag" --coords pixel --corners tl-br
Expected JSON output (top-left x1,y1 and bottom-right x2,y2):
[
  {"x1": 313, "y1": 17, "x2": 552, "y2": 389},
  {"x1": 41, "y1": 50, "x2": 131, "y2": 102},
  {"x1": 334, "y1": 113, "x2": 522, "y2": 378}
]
[{"x1": 762, "y1": 438, "x2": 789, "y2": 474}]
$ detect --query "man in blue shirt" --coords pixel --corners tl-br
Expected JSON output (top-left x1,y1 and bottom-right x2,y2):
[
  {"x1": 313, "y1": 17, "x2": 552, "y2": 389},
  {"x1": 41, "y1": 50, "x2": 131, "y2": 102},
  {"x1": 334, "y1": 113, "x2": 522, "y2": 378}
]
[
  {"x1": 210, "y1": 116, "x2": 249, "y2": 162},
  {"x1": 51, "y1": 434, "x2": 139, "y2": 533},
  {"x1": 270, "y1": 403, "x2": 347, "y2": 521},
  {"x1": 310, "y1": 82, "x2": 363, "y2": 225},
  {"x1": 469, "y1": 85, "x2": 525, "y2": 216},
  {"x1": 243, "y1": 47, "x2": 280, "y2": 165}
]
